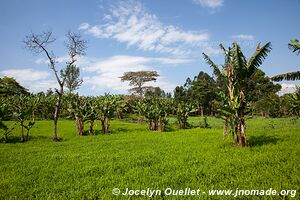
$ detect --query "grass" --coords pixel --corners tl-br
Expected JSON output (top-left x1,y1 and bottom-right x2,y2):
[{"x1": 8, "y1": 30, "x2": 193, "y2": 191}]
[{"x1": 0, "y1": 117, "x2": 300, "y2": 199}]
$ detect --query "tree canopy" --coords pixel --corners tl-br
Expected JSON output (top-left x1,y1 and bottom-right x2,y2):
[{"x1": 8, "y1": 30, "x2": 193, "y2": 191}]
[
  {"x1": 120, "y1": 71, "x2": 159, "y2": 96},
  {"x1": 0, "y1": 76, "x2": 29, "y2": 96}
]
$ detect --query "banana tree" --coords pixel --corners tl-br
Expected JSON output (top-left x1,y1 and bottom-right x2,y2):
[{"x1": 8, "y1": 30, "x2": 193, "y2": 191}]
[
  {"x1": 288, "y1": 86, "x2": 300, "y2": 117},
  {"x1": 134, "y1": 99, "x2": 146, "y2": 124},
  {"x1": 141, "y1": 97, "x2": 171, "y2": 132},
  {"x1": 0, "y1": 98, "x2": 16, "y2": 142},
  {"x1": 0, "y1": 122, "x2": 15, "y2": 143},
  {"x1": 175, "y1": 101, "x2": 196, "y2": 129},
  {"x1": 115, "y1": 95, "x2": 128, "y2": 119},
  {"x1": 29, "y1": 94, "x2": 41, "y2": 122},
  {"x1": 96, "y1": 94, "x2": 119, "y2": 134},
  {"x1": 85, "y1": 97, "x2": 98, "y2": 135},
  {"x1": 66, "y1": 93, "x2": 89, "y2": 136},
  {"x1": 11, "y1": 95, "x2": 35, "y2": 142},
  {"x1": 203, "y1": 42, "x2": 272, "y2": 146}
]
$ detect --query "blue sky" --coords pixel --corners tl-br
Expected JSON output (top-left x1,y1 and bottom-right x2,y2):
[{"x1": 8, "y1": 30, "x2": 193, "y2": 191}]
[{"x1": 0, "y1": 0, "x2": 299, "y2": 95}]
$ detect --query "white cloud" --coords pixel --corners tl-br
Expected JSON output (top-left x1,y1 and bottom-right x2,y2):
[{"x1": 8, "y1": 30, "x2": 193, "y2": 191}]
[
  {"x1": 82, "y1": 55, "x2": 190, "y2": 93},
  {"x1": 193, "y1": 0, "x2": 224, "y2": 8},
  {"x1": 79, "y1": 1, "x2": 209, "y2": 56},
  {"x1": 0, "y1": 68, "x2": 57, "y2": 93},
  {"x1": 1, "y1": 55, "x2": 189, "y2": 94},
  {"x1": 277, "y1": 83, "x2": 296, "y2": 96},
  {"x1": 0, "y1": 68, "x2": 50, "y2": 82},
  {"x1": 232, "y1": 34, "x2": 255, "y2": 41}
]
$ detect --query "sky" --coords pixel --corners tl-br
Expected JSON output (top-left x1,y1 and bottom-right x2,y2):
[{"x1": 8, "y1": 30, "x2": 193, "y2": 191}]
[{"x1": 0, "y1": 0, "x2": 299, "y2": 95}]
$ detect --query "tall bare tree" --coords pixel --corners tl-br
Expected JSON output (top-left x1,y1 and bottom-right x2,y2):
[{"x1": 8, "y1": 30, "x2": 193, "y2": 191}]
[{"x1": 24, "y1": 31, "x2": 86, "y2": 141}]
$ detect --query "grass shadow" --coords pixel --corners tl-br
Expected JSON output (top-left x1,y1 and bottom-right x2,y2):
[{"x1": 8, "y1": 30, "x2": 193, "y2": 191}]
[
  {"x1": 248, "y1": 135, "x2": 280, "y2": 147},
  {"x1": 1, "y1": 135, "x2": 52, "y2": 143},
  {"x1": 1, "y1": 136, "x2": 21, "y2": 144}
]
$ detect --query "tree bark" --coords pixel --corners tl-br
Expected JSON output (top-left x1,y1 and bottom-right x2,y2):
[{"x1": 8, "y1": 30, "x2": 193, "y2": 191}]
[
  {"x1": 101, "y1": 118, "x2": 110, "y2": 134},
  {"x1": 223, "y1": 117, "x2": 228, "y2": 138},
  {"x1": 77, "y1": 118, "x2": 84, "y2": 136},
  {"x1": 200, "y1": 106, "x2": 204, "y2": 117},
  {"x1": 89, "y1": 120, "x2": 94, "y2": 135},
  {"x1": 138, "y1": 111, "x2": 142, "y2": 125},
  {"x1": 20, "y1": 121, "x2": 25, "y2": 142},
  {"x1": 240, "y1": 118, "x2": 246, "y2": 146},
  {"x1": 53, "y1": 87, "x2": 63, "y2": 141}
]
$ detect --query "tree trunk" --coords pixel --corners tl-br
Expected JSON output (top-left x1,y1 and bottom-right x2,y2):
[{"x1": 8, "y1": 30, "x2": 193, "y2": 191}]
[
  {"x1": 20, "y1": 121, "x2": 25, "y2": 142},
  {"x1": 234, "y1": 117, "x2": 240, "y2": 145},
  {"x1": 158, "y1": 119, "x2": 165, "y2": 132},
  {"x1": 77, "y1": 118, "x2": 84, "y2": 136},
  {"x1": 200, "y1": 106, "x2": 204, "y2": 117},
  {"x1": 89, "y1": 120, "x2": 94, "y2": 135},
  {"x1": 53, "y1": 93, "x2": 62, "y2": 141},
  {"x1": 75, "y1": 117, "x2": 80, "y2": 135},
  {"x1": 240, "y1": 118, "x2": 246, "y2": 146},
  {"x1": 179, "y1": 121, "x2": 184, "y2": 129},
  {"x1": 223, "y1": 117, "x2": 228, "y2": 138},
  {"x1": 138, "y1": 111, "x2": 142, "y2": 125},
  {"x1": 101, "y1": 118, "x2": 110, "y2": 134}
]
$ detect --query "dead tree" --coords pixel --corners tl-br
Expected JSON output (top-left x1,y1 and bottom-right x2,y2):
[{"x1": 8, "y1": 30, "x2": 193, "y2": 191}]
[{"x1": 24, "y1": 31, "x2": 86, "y2": 141}]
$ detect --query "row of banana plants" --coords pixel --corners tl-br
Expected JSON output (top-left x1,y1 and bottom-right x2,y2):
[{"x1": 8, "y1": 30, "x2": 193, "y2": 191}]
[{"x1": 0, "y1": 93, "x2": 199, "y2": 142}]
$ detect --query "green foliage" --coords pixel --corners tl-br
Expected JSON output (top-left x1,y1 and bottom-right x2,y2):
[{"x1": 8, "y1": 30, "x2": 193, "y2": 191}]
[
  {"x1": 0, "y1": 76, "x2": 29, "y2": 96},
  {"x1": 203, "y1": 42, "x2": 272, "y2": 146},
  {"x1": 120, "y1": 71, "x2": 159, "y2": 96},
  {"x1": 62, "y1": 65, "x2": 83, "y2": 93},
  {"x1": 199, "y1": 116, "x2": 211, "y2": 129},
  {"x1": 0, "y1": 122, "x2": 15, "y2": 143},
  {"x1": 140, "y1": 97, "x2": 172, "y2": 131},
  {"x1": 10, "y1": 95, "x2": 36, "y2": 142},
  {"x1": 255, "y1": 93, "x2": 281, "y2": 117},
  {"x1": 288, "y1": 39, "x2": 300, "y2": 55},
  {"x1": 288, "y1": 86, "x2": 300, "y2": 117},
  {"x1": 96, "y1": 94, "x2": 122, "y2": 133},
  {"x1": 144, "y1": 86, "x2": 167, "y2": 98},
  {"x1": 0, "y1": 100, "x2": 16, "y2": 142},
  {"x1": 175, "y1": 101, "x2": 196, "y2": 129},
  {"x1": 174, "y1": 71, "x2": 217, "y2": 116}
]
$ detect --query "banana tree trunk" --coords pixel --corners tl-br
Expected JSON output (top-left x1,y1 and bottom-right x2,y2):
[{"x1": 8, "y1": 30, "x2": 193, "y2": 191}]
[
  {"x1": 240, "y1": 118, "x2": 246, "y2": 146},
  {"x1": 138, "y1": 111, "x2": 142, "y2": 125},
  {"x1": 89, "y1": 120, "x2": 94, "y2": 135},
  {"x1": 101, "y1": 117, "x2": 110, "y2": 134},
  {"x1": 223, "y1": 117, "x2": 228, "y2": 138},
  {"x1": 75, "y1": 116, "x2": 84, "y2": 136}
]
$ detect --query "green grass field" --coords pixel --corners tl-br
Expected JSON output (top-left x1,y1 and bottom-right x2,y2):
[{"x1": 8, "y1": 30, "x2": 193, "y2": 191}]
[{"x1": 0, "y1": 117, "x2": 300, "y2": 199}]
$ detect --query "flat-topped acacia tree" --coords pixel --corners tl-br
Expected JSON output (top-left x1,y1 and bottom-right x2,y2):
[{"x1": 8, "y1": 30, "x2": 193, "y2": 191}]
[
  {"x1": 24, "y1": 31, "x2": 86, "y2": 141},
  {"x1": 120, "y1": 71, "x2": 159, "y2": 124},
  {"x1": 120, "y1": 71, "x2": 159, "y2": 96}
]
